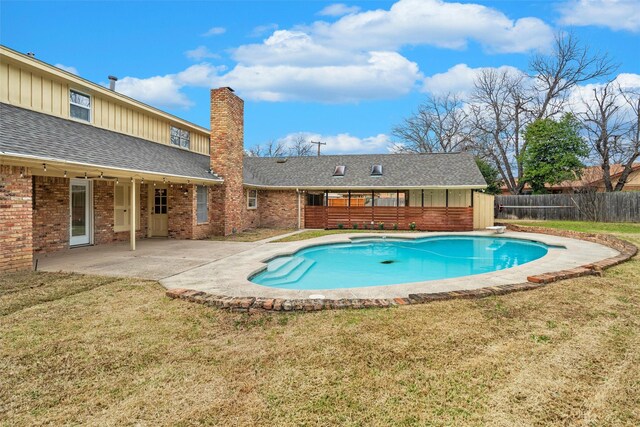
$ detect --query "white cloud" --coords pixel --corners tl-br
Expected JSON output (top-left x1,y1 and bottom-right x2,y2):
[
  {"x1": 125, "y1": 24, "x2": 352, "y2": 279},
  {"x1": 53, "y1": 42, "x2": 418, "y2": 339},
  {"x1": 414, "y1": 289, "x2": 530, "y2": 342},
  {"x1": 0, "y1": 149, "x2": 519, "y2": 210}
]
[
  {"x1": 277, "y1": 132, "x2": 392, "y2": 154},
  {"x1": 219, "y1": 51, "x2": 420, "y2": 102},
  {"x1": 115, "y1": 63, "x2": 224, "y2": 109},
  {"x1": 185, "y1": 45, "x2": 219, "y2": 60},
  {"x1": 249, "y1": 23, "x2": 279, "y2": 37},
  {"x1": 318, "y1": 3, "x2": 361, "y2": 17},
  {"x1": 567, "y1": 72, "x2": 640, "y2": 113},
  {"x1": 559, "y1": 0, "x2": 640, "y2": 32},
  {"x1": 117, "y1": 0, "x2": 555, "y2": 105},
  {"x1": 234, "y1": 30, "x2": 362, "y2": 66},
  {"x1": 202, "y1": 26, "x2": 226, "y2": 36},
  {"x1": 308, "y1": 0, "x2": 554, "y2": 53},
  {"x1": 422, "y1": 63, "x2": 525, "y2": 96},
  {"x1": 55, "y1": 63, "x2": 78, "y2": 75},
  {"x1": 117, "y1": 75, "x2": 192, "y2": 108}
]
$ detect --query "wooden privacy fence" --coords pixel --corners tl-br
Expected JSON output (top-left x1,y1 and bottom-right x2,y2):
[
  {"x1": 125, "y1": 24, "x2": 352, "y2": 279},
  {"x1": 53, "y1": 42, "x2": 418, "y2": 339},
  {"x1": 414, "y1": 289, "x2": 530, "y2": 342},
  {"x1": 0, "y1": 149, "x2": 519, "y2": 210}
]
[
  {"x1": 495, "y1": 192, "x2": 640, "y2": 223},
  {"x1": 304, "y1": 206, "x2": 474, "y2": 231}
]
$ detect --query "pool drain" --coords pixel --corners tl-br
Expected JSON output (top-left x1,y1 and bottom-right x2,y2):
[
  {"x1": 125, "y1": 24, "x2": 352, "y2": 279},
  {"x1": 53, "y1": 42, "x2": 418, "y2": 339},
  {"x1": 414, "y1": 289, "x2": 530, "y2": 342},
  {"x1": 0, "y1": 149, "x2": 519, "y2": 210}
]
[{"x1": 380, "y1": 260, "x2": 395, "y2": 264}]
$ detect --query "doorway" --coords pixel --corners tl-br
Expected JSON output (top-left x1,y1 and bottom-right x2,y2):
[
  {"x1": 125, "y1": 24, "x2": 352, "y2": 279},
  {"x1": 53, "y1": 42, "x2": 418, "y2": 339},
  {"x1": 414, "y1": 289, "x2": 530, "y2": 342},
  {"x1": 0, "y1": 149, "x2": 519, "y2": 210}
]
[
  {"x1": 150, "y1": 186, "x2": 168, "y2": 237},
  {"x1": 70, "y1": 179, "x2": 92, "y2": 246}
]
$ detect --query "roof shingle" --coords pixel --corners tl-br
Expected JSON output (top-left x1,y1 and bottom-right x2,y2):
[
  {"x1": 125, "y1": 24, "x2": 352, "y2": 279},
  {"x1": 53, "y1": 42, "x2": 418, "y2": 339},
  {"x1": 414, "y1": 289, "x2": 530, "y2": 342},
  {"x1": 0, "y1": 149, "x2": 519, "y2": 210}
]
[
  {"x1": 0, "y1": 103, "x2": 220, "y2": 181},
  {"x1": 244, "y1": 153, "x2": 487, "y2": 188}
]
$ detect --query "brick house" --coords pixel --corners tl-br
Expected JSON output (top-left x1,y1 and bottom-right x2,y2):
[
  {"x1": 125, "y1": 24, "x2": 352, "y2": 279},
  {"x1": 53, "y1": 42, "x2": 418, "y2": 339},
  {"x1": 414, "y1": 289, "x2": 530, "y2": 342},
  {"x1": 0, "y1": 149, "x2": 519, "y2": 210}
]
[{"x1": 0, "y1": 45, "x2": 489, "y2": 272}]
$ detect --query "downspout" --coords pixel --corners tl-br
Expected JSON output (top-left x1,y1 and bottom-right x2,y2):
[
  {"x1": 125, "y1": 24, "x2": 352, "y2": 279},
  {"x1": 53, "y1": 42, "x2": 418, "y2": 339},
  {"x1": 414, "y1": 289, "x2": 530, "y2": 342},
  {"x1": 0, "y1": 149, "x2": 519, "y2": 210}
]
[{"x1": 297, "y1": 188, "x2": 301, "y2": 230}]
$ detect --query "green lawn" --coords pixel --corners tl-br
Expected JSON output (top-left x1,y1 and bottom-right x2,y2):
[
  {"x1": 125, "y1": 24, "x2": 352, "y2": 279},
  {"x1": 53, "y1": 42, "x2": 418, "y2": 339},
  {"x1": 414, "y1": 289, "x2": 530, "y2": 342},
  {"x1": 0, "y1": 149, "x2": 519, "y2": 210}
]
[{"x1": 1, "y1": 220, "x2": 639, "y2": 426}]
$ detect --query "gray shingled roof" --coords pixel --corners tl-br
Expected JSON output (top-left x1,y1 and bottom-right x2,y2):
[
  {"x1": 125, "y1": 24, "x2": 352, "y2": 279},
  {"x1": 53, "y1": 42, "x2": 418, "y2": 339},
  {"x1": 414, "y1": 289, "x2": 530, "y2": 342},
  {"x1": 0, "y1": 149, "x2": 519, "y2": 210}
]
[
  {"x1": 244, "y1": 153, "x2": 487, "y2": 189},
  {"x1": 0, "y1": 103, "x2": 221, "y2": 182}
]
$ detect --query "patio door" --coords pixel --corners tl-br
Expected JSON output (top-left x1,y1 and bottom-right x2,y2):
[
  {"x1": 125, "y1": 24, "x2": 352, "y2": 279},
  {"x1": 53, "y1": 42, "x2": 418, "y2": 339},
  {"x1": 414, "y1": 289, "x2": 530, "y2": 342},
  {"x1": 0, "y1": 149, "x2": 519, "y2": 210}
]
[
  {"x1": 70, "y1": 179, "x2": 92, "y2": 246},
  {"x1": 150, "y1": 186, "x2": 168, "y2": 237}
]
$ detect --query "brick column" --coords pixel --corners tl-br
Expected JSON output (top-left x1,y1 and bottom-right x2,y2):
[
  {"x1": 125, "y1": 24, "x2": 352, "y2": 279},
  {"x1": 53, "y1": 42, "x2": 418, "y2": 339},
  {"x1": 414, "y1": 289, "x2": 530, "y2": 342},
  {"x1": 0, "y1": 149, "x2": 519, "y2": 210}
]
[
  {"x1": 0, "y1": 165, "x2": 33, "y2": 271},
  {"x1": 210, "y1": 87, "x2": 244, "y2": 235}
]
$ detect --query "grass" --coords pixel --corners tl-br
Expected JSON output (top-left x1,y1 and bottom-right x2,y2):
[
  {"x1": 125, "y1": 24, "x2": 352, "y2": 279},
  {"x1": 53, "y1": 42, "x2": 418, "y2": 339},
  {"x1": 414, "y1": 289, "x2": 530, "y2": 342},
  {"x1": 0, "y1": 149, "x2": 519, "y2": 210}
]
[
  {"x1": 272, "y1": 228, "x2": 411, "y2": 242},
  {"x1": 499, "y1": 219, "x2": 640, "y2": 235},
  {"x1": 1, "y1": 220, "x2": 639, "y2": 426},
  {"x1": 208, "y1": 227, "x2": 295, "y2": 242}
]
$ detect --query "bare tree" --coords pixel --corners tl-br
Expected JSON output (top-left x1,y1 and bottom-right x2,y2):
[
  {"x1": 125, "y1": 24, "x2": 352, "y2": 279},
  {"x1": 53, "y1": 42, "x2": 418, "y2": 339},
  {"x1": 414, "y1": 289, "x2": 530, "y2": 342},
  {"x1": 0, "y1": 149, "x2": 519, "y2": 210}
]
[
  {"x1": 246, "y1": 139, "x2": 287, "y2": 157},
  {"x1": 468, "y1": 68, "x2": 530, "y2": 194},
  {"x1": 578, "y1": 82, "x2": 640, "y2": 191},
  {"x1": 530, "y1": 32, "x2": 617, "y2": 120},
  {"x1": 391, "y1": 93, "x2": 471, "y2": 153},
  {"x1": 288, "y1": 135, "x2": 314, "y2": 156}
]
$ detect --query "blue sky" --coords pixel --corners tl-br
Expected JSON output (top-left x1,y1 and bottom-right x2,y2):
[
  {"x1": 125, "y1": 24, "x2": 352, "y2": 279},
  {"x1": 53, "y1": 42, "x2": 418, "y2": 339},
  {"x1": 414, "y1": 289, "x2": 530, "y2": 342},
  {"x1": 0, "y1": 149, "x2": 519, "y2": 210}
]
[{"x1": 1, "y1": 0, "x2": 639, "y2": 153}]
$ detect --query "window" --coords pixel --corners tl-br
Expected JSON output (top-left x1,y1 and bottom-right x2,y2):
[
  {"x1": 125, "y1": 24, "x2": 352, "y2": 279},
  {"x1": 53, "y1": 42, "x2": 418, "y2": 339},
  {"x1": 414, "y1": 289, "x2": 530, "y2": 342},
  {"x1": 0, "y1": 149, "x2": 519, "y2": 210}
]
[
  {"x1": 247, "y1": 189, "x2": 258, "y2": 209},
  {"x1": 333, "y1": 165, "x2": 345, "y2": 177},
  {"x1": 70, "y1": 89, "x2": 91, "y2": 122},
  {"x1": 113, "y1": 183, "x2": 141, "y2": 232},
  {"x1": 371, "y1": 164, "x2": 383, "y2": 176},
  {"x1": 170, "y1": 126, "x2": 190, "y2": 149},
  {"x1": 307, "y1": 193, "x2": 324, "y2": 206},
  {"x1": 373, "y1": 191, "x2": 408, "y2": 207},
  {"x1": 197, "y1": 186, "x2": 208, "y2": 223}
]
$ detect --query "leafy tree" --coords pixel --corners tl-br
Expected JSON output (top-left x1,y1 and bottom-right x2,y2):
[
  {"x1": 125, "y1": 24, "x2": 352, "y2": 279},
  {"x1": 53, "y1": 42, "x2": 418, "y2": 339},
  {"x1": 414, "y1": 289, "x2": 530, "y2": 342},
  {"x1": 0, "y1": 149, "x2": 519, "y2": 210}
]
[
  {"x1": 522, "y1": 114, "x2": 589, "y2": 194},
  {"x1": 475, "y1": 158, "x2": 502, "y2": 195}
]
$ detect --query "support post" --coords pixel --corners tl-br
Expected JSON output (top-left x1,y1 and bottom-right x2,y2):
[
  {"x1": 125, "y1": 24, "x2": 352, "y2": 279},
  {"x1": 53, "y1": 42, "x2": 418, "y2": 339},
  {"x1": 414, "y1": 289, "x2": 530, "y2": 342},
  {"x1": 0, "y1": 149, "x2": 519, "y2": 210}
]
[
  {"x1": 297, "y1": 189, "x2": 301, "y2": 230},
  {"x1": 130, "y1": 179, "x2": 136, "y2": 251}
]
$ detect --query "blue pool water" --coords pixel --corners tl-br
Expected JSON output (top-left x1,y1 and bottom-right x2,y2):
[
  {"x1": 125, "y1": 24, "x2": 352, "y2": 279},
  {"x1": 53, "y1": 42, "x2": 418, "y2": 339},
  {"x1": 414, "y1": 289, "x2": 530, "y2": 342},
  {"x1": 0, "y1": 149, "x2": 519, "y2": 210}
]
[{"x1": 250, "y1": 236, "x2": 549, "y2": 290}]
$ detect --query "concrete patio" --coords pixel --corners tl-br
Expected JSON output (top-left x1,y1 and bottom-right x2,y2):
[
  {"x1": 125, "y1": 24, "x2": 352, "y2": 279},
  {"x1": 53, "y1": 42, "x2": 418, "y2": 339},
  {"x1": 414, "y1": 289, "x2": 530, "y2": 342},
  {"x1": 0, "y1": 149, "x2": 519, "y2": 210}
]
[
  {"x1": 36, "y1": 230, "x2": 620, "y2": 300},
  {"x1": 36, "y1": 231, "x2": 304, "y2": 280}
]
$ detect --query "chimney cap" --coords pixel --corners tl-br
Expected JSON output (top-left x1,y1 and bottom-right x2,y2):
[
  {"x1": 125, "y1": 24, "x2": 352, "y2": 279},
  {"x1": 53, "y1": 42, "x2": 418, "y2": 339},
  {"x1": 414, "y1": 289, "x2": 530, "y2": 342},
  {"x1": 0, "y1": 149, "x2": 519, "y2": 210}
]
[
  {"x1": 108, "y1": 75, "x2": 118, "y2": 81},
  {"x1": 222, "y1": 86, "x2": 235, "y2": 92}
]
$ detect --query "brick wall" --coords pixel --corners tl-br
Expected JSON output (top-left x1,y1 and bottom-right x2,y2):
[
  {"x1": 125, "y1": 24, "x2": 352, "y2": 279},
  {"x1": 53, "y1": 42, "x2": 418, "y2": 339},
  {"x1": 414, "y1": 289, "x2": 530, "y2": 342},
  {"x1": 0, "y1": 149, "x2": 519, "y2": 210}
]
[
  {"x1": 210, "y1": 87, "x2": 244, "y2": 235},
  {"x1": 33, "y1": 176, "x2": 69, "y2": 253},
  {"x1": 168, "y1": 184, "x2": 194, "y2": 239},
  {"x1": 255, "y1": 189, "x2": 302, "y2": 229},
  {"x1": 94, "y1": 180, "x2": 148, "y2": 244},
  {"x1": 0, "y1": 165, "x2": 33, "y2": 271}
]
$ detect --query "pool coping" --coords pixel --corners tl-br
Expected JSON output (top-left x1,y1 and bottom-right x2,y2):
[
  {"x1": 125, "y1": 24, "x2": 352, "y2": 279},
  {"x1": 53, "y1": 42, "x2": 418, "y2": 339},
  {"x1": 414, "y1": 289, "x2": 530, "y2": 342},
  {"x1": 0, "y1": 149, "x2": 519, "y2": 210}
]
[{"x1": 164, "y1": 226, "x2": 637, "y2": 312}]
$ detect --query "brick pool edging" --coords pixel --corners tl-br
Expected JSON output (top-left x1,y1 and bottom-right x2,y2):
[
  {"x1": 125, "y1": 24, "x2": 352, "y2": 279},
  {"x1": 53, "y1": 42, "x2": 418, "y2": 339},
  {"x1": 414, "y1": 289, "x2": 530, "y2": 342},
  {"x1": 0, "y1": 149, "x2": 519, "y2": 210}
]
[{"x1": 165, "y1": 227, "x2": 637, "y2": 313}]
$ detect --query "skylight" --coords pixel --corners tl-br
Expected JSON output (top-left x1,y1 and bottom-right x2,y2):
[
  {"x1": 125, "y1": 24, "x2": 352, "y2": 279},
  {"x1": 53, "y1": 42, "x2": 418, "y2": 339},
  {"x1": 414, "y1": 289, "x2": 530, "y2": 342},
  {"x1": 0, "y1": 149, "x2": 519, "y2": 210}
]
[
  {"x1": 371, "y1": 164, "x2": 383, "y2": 176},
  {"x1": 333, "y1": 165, "x2": 345, "y2": 177}
]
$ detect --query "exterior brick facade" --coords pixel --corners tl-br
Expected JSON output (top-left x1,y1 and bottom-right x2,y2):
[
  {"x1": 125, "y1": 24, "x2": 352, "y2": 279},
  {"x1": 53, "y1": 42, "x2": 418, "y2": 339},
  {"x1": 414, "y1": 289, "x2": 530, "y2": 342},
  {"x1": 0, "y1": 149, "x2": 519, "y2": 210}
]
[
  {"x1": 255, "y1": 189, "x2": 303, "y2": 229},
  {"x1": 210, "y1": 87, "x2": 244, "y2": 235},
  {"x1": 33, "y1": 176, "x2": 69, "y2": 254},
  {"x1": 0, "y1": 165, "x2": 33, "y2": 271},
  {"x1": 94, "y1": 180, "x2": 149, "y2": 245}
]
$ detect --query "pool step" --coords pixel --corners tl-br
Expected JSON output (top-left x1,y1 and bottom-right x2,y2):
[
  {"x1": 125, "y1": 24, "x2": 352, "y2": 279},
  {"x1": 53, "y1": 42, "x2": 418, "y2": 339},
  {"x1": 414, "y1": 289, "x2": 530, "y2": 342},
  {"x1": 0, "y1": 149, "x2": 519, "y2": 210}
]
[
  {"x1": 259, "y1": 258, "x2": 316, "y2": 285},
  {"x1": 261, "y1": 256, "x2": 306, "y2": 280}
]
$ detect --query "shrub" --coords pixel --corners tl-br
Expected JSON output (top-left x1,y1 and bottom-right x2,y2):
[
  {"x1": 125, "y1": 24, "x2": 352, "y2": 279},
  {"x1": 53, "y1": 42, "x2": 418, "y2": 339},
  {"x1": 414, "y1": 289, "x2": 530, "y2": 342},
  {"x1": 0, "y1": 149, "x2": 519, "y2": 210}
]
[
  {"x1": 409, "y1": 222, "x2": 416, "y2": 231},
  {"x1": 352, "y1": 223, "x2": 358, "y2": 230},
  {"x1": 378, "y1": 222, "x2": 384, "y2": 230},
  {"x1": 338, "y1": 223, "x2": 344, "y2": 229},
  {"x1": 393, "y1": 223, "x2": 398, "y2": 230}
]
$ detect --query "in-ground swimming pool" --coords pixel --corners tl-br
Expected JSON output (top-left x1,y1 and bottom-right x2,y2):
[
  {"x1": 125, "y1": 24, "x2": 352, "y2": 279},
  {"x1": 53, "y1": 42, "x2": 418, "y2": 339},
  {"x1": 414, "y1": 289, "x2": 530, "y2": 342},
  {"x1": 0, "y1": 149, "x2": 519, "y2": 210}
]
[{"x1": 250, "y1": 236, "x2": 549, "y2": 290}]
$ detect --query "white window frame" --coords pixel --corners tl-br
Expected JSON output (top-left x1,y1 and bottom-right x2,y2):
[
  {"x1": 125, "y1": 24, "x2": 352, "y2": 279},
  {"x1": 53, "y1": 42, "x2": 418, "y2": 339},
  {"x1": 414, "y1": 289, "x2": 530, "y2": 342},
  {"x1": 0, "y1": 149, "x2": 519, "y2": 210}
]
[
  {"x1": 247, "y1": 189, "x2": 258, "y2": 209},
  {"x1": 69, "y1": 89, "x2": 92, "y2": 123},
  {"x1": 170, "y1": 126, "x2": 190, "y2": 149},
  {"x1": 196, "y1": 185, "x2": 208, "y2": 224}
]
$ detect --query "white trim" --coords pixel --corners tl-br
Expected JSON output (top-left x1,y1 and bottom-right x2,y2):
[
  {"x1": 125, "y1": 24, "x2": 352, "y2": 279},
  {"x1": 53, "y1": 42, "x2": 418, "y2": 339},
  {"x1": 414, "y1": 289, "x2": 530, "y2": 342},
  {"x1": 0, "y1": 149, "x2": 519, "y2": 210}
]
[
  {"x1": 69, "y1": 88, "x2": 92, "y2": 123},
  {"x1": 242, "y1": 184, "x2": 487, "y2": 190},
  {"x1": 69, "y1": 179, "x2": 92, "y2": 246},
  {"x1": 247, "y1": 188, "x2": 258, "y2": 209}
]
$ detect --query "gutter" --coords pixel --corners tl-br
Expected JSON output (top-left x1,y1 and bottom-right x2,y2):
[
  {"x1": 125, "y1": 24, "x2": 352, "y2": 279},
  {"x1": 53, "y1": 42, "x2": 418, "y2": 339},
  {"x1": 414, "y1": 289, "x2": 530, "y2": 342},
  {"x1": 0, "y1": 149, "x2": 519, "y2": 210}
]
[{"x1": 0, "y1": 151, "x2": 224, "y2": 184}]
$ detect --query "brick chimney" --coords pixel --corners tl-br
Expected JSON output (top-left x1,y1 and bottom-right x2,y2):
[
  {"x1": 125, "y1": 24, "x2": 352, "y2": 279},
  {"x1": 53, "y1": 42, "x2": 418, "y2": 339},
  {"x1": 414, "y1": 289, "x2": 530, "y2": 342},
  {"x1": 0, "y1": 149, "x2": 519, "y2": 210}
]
[{"x1": 210, "y1": 87, "x2": 244, "y2": 235}]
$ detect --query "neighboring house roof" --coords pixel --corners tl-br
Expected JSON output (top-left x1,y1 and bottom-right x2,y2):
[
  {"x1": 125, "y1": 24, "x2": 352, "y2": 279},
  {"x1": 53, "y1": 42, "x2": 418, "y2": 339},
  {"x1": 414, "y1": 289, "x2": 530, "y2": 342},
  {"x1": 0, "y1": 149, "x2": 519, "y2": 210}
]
[
  {"x1": 0, "y1": 103, "x2": 221, "y2": 182},
  {"x1": 243, "y1": 153, "x2": 487, "y2": 189},
  {"x1": 501, "y1": 163, "x2": 640, "y2": 192}
]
